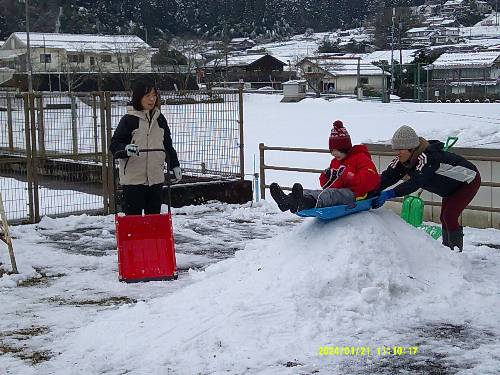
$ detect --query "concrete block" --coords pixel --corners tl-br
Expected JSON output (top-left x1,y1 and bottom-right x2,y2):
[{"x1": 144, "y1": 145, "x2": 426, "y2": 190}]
[
  {"x1": 492, "y1": 187, "x2": 500, "y2": 209},
  {"x1": 471, "y1": 160, "x2": 492, "y2": 182},
  {"x1": 461, "y1": 209, "x2": 491, "y2": 229},
  {"x1": 470, "y1": 186, "x2": 492, "y2": 207}
]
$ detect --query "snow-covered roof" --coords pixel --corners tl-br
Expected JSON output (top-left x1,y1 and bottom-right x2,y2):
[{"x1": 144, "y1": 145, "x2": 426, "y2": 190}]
[
  {"x1": 430, "y1": 51, "x2": 500, "y2": 69},
  {"x1": 230, "y1": 38, "x2": 255, "y2": 44},
  {"x1": 206, "y1": 54, "x2": 286, "y2": 68},
  {"x1": 449, "y1": 80, "x2": 497, "y2": 86},
  {"x1": 282, "y1": 79, "x2": 307, "y2": 85},
  {"x1": 440, "y1": 19, "x2": 458, "y2": 25},
  {"x1": 318, "y1": 50, "x2": 417, "y2": 65},
  {"x1": 407, "y1": 27, "x2": 432, "y2": 33},
  {"x1": 443, "y1": 0, "x2": 464, "y2": 6},
  {"x1": 10, "y1": 32, "x2": 151, "y2": 53},
  {"x1": 363, "y1": 49, "x2": 418, "y2": 65},
  {"x1": 304, "y1": 58, "x2": 388, "y2": 76},
  {"x1": 475, "y1": 12, "x2": 500, "y2": 26}
]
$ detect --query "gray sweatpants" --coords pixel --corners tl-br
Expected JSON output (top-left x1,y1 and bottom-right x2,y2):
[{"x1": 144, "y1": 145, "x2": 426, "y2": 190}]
[{"x1": 303, "y1": 188, "x2": 355, "y2": 208}]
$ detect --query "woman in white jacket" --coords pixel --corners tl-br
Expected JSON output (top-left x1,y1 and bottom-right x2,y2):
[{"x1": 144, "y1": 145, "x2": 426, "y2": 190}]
[{"x1": 110, "y1": 80, "x2": 181, "y2": 215}]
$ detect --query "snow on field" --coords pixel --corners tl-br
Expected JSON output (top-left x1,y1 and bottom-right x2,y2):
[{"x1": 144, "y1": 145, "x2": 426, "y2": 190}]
[{"x1": 243, "y1": 94, "x2": 500, "y2": 189}]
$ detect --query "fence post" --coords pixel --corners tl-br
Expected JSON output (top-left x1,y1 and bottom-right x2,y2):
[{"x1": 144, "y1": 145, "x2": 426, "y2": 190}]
[
  {"x1": 71, "y1": 94, "x2": 78, "y2": 156},
  {"x1": 6, "y1": 95, "x2": 14, "y2": 151},
  {"x1": 36, "y1": 95, "x2": 46, "y2": 158},
  {"x1": 92, "y1": 93, "x2": 99, "y2": 164},
  {"x1": 238, "y1": 88, "x2": 245, "y2": 180},
  {"x1": 23, "y1": 94, "x2": 35, "y2": 223},
  {"x1": 29, "y1": 93, "x2": 40, "y2": 222},
  {"x1": 259, "y1": 143, "x2": 265, "y2": 200},
  {"x1": 99, "y1": 92, "x2": 109, "y2": 215},
  {"x1": 105, "y1": 92, "x2": 116, "y2": 213}
]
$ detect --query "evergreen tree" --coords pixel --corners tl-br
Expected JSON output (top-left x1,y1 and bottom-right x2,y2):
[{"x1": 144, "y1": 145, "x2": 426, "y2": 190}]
[{"x1": 0, "y1": 0, "x2": 427, "y2": 44}]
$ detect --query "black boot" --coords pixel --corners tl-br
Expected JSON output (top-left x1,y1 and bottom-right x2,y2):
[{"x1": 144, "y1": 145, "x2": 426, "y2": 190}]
[
  {"x1": 448, "y1": 226, "x2": 464, "y2": 252},
  {"x1": 270, "y1": 183, "x2": 296, "y2": 212},
  {"x1": 442, "y1": 228, "x2": 450, "y2": 249},
  {"x1": 291, "y1": 183, "x2": 316, "y2": 212}
]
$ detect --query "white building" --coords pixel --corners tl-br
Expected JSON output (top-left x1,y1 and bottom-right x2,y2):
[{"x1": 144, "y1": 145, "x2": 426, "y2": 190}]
[
  {"x1": 442, "y1": 0, "x2": 492, "y2": 16},
  {"x1": 0, "y1": 32, "x2": 154, "y2": 74},
  {"x1": 297, "y1": 57, "x2": 389, "y2": 95},
  {"x1": 405, "y1": 26, "x2": 460, "y2": 47},
  {"x1": 281, "y1": 79, "x2": 307, "y2": 102}
]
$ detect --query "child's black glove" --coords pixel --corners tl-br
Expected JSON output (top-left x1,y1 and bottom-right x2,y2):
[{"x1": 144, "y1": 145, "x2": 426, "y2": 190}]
[{"x1": 324, "y1": 166, "x2": 345, "y2": 180}]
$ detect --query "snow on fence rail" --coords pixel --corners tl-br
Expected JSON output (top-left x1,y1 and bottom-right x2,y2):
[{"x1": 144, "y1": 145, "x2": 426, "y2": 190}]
[
  {"x1": 0, "y1": 90, "x2": 243, "y2": 223},
  {"x1": 259, "y1": 143, "x2": 500, "y2": 229}
]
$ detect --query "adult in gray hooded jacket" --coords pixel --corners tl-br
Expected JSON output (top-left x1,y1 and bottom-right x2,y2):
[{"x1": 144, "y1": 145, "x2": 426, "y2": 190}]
[{"x1": 110, "y1": 80, "x2": 181, "y2": 215}]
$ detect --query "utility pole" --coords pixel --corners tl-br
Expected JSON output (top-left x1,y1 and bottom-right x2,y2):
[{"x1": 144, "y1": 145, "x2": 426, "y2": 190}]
[
  {"x1": 390, "y1": 7, "x2": 396, "y2": 96},
  {"x1": 399, "y1": 20, "x2": 403, "y2": 89},
  {"x1": 496, "y1": 0, "x2": 498, "y2": 26},
  {"x1": 21, "y1": 0, "x2": 33, "y2": 93}
]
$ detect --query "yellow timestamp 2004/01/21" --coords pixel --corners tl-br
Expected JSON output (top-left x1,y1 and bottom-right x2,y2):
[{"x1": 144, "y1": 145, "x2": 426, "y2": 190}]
[{"x1": 318, "y1": 346, "x2": 419, "y2": 356}]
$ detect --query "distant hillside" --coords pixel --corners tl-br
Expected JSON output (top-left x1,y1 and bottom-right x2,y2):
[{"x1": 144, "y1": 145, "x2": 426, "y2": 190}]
[{"x1": 1, "y1": 0, "x2": 429, "y2": 44}]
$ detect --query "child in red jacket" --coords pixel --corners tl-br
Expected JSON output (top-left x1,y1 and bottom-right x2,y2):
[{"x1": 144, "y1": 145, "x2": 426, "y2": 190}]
[{"x1": 271, "y1": 120, "x2": 380, "y2": 212}]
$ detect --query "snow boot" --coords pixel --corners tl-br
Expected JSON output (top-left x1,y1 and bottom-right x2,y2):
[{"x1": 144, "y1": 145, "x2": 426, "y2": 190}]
[
  {"x1": 448, "y1": 226, "x2": 464, "y2": 252},
  {"x1": 270, "y1": 183, "x2": 296, "y2": 212},
  {"x1": 291, "y1": 183, "x2": 316, "y2": 213},
  {"x1": 442, "y1": 228, "x2": 450, "y2": 248}
]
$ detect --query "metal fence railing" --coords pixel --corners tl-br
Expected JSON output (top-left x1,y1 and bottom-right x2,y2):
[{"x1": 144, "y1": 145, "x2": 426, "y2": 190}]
[
  {"x1": 107, "y1": 90, "x2": 243, "y2": 179},
  {"x1": 259, "y1": 143, "x2": 500, "y2": 229},
  {"x1": 0, "y1": 89, "x2": 243, "y2": 223}
]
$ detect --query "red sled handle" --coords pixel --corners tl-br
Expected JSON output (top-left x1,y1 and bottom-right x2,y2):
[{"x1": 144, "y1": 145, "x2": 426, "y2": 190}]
[
  {"x1": 139, "y1": 149, "x2": 174, "y2": 214},
  {"x1": 113, "y1": 148, "x2": 174, "y2": 214}
]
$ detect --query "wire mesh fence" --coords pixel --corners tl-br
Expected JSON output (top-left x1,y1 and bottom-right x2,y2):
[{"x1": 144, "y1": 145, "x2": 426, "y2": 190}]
[
  {"x1": 0, "y1": 89, "x2": 243, "y2": 223},
  {"x1": 0, "y1": 94, "x2": 30, "y2": 222},
  {"x1": 107, "y1": 90, "x2": 243, "y2": 178}
]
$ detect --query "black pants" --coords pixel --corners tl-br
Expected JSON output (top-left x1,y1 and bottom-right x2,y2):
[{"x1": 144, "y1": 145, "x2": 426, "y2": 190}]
[{"x1": 122, "y1": 183, "x2": 163, "y2": 215}]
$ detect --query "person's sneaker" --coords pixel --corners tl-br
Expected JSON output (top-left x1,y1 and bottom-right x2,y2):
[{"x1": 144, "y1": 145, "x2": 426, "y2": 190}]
[
  {"x1": 270, "y1": 183, "x2": 291, "y2": 212},
  {"x1": 291, "y1": 183, "x2": 316, "y2": 212}
]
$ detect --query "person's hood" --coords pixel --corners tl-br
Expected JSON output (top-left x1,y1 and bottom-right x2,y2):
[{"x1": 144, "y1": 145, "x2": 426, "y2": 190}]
[
  {"x1": 126, "y1": 106, "x2": 160, "y2": 121},
  {"x1": 426, "y1": 140, "x2": 445, "y2": 152},
  {"x1": 346, "y1": 144, "x2": 371, "y2": 158},
  {"x1": 404, "y1": 137, "x2": 431, "y2": 168}
]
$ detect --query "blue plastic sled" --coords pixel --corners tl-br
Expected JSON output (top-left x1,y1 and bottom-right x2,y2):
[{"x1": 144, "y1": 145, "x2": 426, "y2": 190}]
[{"x1": 296, "y1": 197, "x2": 376, "y2": 221}]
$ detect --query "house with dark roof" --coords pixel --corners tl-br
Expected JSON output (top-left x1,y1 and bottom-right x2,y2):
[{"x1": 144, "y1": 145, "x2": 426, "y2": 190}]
[
  {"x1": 204, "y1": 53, "x2": 289, "y2": 86},
  {"x1": 427, "y1": 50, "x2": 500, "y2": 98}
]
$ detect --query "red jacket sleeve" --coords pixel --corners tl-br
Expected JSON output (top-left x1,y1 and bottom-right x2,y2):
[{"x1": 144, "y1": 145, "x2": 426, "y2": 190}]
[{"x1": 340, "y1": 153, "x2": 380, "y2": 197}]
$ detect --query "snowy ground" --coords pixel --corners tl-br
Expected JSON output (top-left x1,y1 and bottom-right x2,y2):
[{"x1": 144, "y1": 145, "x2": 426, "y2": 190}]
[{"x1": 1, "y1": 202, "x2": 499, "y2": 374}]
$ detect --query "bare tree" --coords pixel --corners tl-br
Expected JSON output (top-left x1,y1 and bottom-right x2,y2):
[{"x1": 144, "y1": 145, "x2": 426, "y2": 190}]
[
  {"x1": 167, "y1": 38, "x2": 206, "y2": 90},
  {"x1": 113, "y1": 38, "x2": 150, "y2": 92},
  {"x1": 202, "y1": 41, "x2": 231, "y2": 90},
  {"x1": 298, "y1": 58, "x2": 342, "y2": 97},
  {"x1": 60, "y1": 49, "x2": 89, "y2": 92}
]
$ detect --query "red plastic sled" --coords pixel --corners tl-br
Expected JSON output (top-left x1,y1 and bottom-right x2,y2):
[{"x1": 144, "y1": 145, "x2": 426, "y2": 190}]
[{"x1": 115, "y1": 212, "x2": 178, "y2": 282}]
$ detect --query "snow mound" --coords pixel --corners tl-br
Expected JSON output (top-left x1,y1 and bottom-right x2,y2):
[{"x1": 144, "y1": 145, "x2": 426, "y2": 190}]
[{"x1": 44, "y1": 209, "x2": 472, "y2": 374}]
